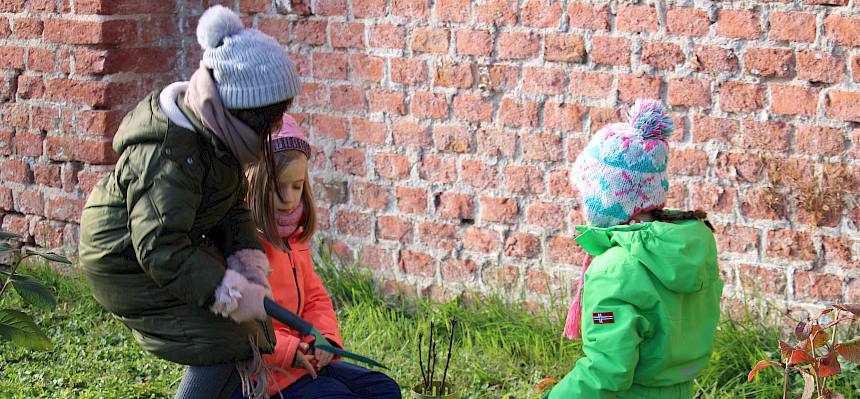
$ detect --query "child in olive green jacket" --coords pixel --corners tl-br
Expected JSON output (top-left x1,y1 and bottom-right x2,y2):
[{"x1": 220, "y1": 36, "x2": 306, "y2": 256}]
[{"x1": 547, "y1": 100, "x2": 723, "y2": 398}]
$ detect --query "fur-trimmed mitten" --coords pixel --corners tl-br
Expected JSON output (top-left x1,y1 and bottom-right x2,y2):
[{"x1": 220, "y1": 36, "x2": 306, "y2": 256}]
[
  {"x1": 226, "y1": 249, "x2": 272, "y2": 291},
  {"x1": 210, "y1": 269, "x2": 269, "y2": 323}
]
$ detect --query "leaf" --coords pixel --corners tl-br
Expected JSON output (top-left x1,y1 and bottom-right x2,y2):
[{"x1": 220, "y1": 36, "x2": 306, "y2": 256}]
[
  {"x1": 818, "y1": 350, "x2": 842, "y2": 378},
  {"x1": 835, "y1": 337, "x2": 860, "y2": 364},
  {"x1": 826, "y1": 392, "x2": 845, "y2": 399},
  {"x1": 821, "y1": 308, "x2": 834, "y2": 317},
  {"x1": 0, "y1": 231, "x2": 20, "y2": 240},
  {"x1": 747, "y1": 360, "x2": 780, "y2": 382},
  {"x1": 0, "y1": 309, "x2": 52, "y2": 351},
  {"x1": 833, "y1": 304, "x2": 860, "y2": 317},
  {"x1": 24, "y1": 249, "x2": 72, "y2": 265},
  {"x1": 802, "y1": 325, "x2": 830, "y2": 352},
  {"x1": 533, "y1": 377, "x2": 557, "y2": 392},
  {"x1": 0, "y1": 242, "x2": 14, "y2": 255},
  {"x1": 780, "y1": 340, "x2": 795, "y2": 361},
  {"x1": 797, "y1": 321, "x2": 813, "y2": 341},
  {"x1": 789, "y1": 349, "x2": 816, "y2": 366},
  {"x1": 801, "y1": 371, "x2": 815, "y2": 399},
  {"x1": 10, "y1": 274, "x2": 56, "y2": 309}
]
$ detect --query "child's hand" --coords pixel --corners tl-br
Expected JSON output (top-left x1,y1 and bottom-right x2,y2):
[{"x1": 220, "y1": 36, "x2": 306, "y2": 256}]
[
  {"x1": 293, "y1": 342, "x2": 318, "y2": 379},
  {"x1": 312, "y1": 346, "x2": 334, "y2": 369}
]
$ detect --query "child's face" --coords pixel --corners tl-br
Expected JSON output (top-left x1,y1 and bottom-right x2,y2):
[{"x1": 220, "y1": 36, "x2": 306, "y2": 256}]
[{"x1": 273, "y1": 157, "x2": 308, "y2": 214}]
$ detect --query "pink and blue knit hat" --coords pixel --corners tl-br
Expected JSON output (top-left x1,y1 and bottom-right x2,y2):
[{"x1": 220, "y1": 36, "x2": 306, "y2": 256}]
[{"x1": 571, "y1": 99, "x2": 673, "y2": 228}]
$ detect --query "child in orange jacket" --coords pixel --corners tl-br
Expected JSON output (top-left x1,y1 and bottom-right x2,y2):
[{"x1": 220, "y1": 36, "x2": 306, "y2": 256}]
[{"x1": 230, "y1": 114, "x2": 401, "y2": 399}]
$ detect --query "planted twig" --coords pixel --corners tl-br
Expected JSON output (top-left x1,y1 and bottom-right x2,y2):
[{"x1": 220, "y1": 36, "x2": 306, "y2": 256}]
[
  {"x1": 426, "y1": 322, "x2": 434, "y2": 392},
  {"x1": 418, "y1": 332, "x2": 427, "y2": 388},
  {"x1": 441, "y1": 318, "x2": 457, "y2": 395}
]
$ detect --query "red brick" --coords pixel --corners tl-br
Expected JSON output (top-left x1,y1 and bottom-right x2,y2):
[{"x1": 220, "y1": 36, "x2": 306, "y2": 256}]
[
  {"x1": 433, "y1": 124, "x2": 473, "y2": 153},
  {"x1": 1, "y1": 214, "x2": 29, "y2": 239},
  {"x1": 544, "y1": 34, "x2": 586, "y2": 63},
  {"x1": 15, "y1": 75, "x2": 43, "y2": 100},
  {"x1": 744, "y1": 47, "x2": 794, "y2": 78},
  {"x1": 796, "y1": 125, "x2": 845, "y2": 156},
  {"x1": 591, "y1": 37, "x2": 630, "y2": 66},
  {"x1": 483, "y1": 264, "x2": 519, "y2": 288},
  {"x1": 434, "y1": 0, "x2": 470, "y2": 22},
  {"x1": 523, "y1": 66, "x2": 566, "y2": 95},
  {"x1": 392, "y1": 120, "x2": 431, "y2": 148},
  {"x1": 46, "y1": 136, "x2": 116, "y2": 165},
  {"x1": 418, "y1": 222, "x2": 457, "y2": 250},
  {"x1": 525, "y1": 201, "x2": 564, "y2": 230},
  {"x1": 434, "y1": 62, "x2": 473, "y2": 89},
  {"x1": 77, "y1": 169, "x2": 107, "y2": 195},
  {"x1": 460, "y1": 160, "x2": 498, "y2": 190},
  {"x1": 76, "y1": 47, "x2": 176, "y2": 75},
  {"x1": 43, "y1": 19, "x2": 136, "y2": 45},
  {"x1": 46, "y1": 197, "x2": 84, "y2": 223},
  {"x1": 848, "y1": 280, "x2": 860, "y2": 303},
  {"x1": 543, "y1": 101, "x2": 584, "y2": 132},
  {"x1": 391, "y1": 58, "x2": 427, "y2": 86},
  {"x1": 0, "y1": 130, "x2": 11, "y2": 156},
  {"x1": 257, "y1": 17, "x2": 291, "y2": 43},
  {"x1": 369, "y1": 24, "x2": 406, "y2": 49},
  {"x1": 351, "y1": 182, "x2": 390, "y2": 211},
  {"x1": 666, "y1": 78, "x2": 710, "y2": 108},
  {"x1": 521, "y1": 133, "x2": 562, "y2": 162},
  {"x1": 738, "y1": 265, "x2": 786, "y2": 296},
  {"x1": 436, "y1": 192, "x2": 474, "y2": 220},
  {"x1": 480, "y1": 197, "x2": 518, "y2": 224},
  {"x1": 411, "y1": 91, "x2": 448, "y2": 120},
  {"x1": 568, "y1": 71, "x2": 613, "y2": 99},
  {"x1": 476, "y1": 0, "x2": 517, "y2": 26},
  {"x1": 14, "y1": 130, "x2": 43, "y2": 157},
  {"x1": 463, "y1": 226, "x2": 499, "y2": 253},
  {"x1": 499, "y1": 98, "x2": 539, "y2": 128},
  {"x1": 717, "y1": 10, "x2": 761, "y2": 39},
  {"x1": 822, "y1": 236, "x2": 854, "y2": 265},
  {"x1": 291, "y1": 20, "x2": 327, "y2": 46},
  {"x1": 667, "y1": 148, "x2": 708, "y2": 176},
  {"x1": 714, "y1": 152, "x2": 765, "y2": 184},
  {"x1": 75, "y1": 0, "x2": 175, "y2": 14},
  {"x1": 419, "y1": 155, "x2": 456, "y2": 184},
  {"x1": 666, "y1": 7, "x2": 710, "y2": 36},
  {"x1": 336, "y1": 210, "x2": 372, "y2": 237},
  {"x1": 640, "y1": 41, "x2": 684, "y2": 71},
  {"x1": 352, "y1": 0, "x2": 386, "y2": 18},
  {"x1": 315, "y1": 0, "x2": 347, "y2": 16},
  {"x1": 456, "y1": 29, "x2": 493, "y2": 57},
  {"x1": 12, "y1": 18, "x2": 43, "y2": 40},
  {"x1": 498, "y1": 32, "x2": 539, "y2": 60},
  {"x1": 296, "y1": 83, "x2": 328, "y2": 109},
  {"x1": 15, "y1": 189, "x2": 44, "y2": 216},
  {"x1": 331, "y1": 22, "x2": 365, "y2": 49},
  {"x1": 741, "y1": 188, "x2": 787, "y2": 220},
  {"x1": 1, "y1": 103, "x2": 27, "y2": 129},
  {"x1": 312, "y1": 52, "x2": 348, "y2": 80},
  {"x1": 822, "y1": 163, "x2": 860, "y2": 194},
  {"x1": 34, "y1": 164, "x2": 61, "y2": 188},
  {"x1": 769, "y1": 11, "x2": 816, "y2": 43},
  {"x1": 412, "y1": 27, "x2": 449, "y2": 54},
  {"x1": 0, "y1": 17, "x2": 8, "y2": 39},
  {"x1": 392, "y1": 0, "x2": 429, "y2": 17},
  {"x1": 521, "y1": 0, "x2": 561, "y2": 28},
  {"x1": 0, "y1": 0, "x2": 24, "y2": 12},
  {"x1": 548, "y1": 236, "x2": 584, "y2": 265},
  {"x1": 617, "y1": 4, "x2": 658, "y2": 33},
  {"x1": 32, "y1": 106, "x2": 59, "y2": 132},
  {"x1": 349, "y1": 54, "x2": 384, "y2": 82},
  {"x1": 719, "y1": 82, "x2": 764, "y2": 113},
  {"x1": 769, "y1": 85, "x2": 820, "y2": 117},
  {"x1": 803, "y1": 0, "x2": 847, "y2": 4},
  {"x1": 692, "y1": 115, "x2": 737, "y2": 144},
  {"x1": 505, "y1": 165, "x2": 544, "y2": 194},
  {"x1": 797, "y1": 51, "x2": 845, "y2": 84},
  {"x1": 618, "y1": 74, "x2": 661, "y2": 103},
  {"x1": 852, "y1": 56, "x2": 860, "y2": 83},
  {"x1": 442, "y1": 258, "x2": 477, "y2": 281},
  {"x1": 368, "y1": 89, "x2": 406, "y2": 115},
  {"x1": 331, "y1": 85, "x2": 366, "y2": 112},
  {"x1": 476, "y1": 127, "x2": 515, "y2": 158},
  {"x1": 0, "y1": 46, "x2": 24, "y2": 70},
  {"x1": 331, "y1": 148, "x2": 366, "y2": 176},
  {"x1": 795, "y1": 191, "x2": 843, "y2": 228},
  {"x1": 589, "y1": 107, "x2": 624, "y2": 132},
  {"x1": 310, "y1": 115, "x2": 347, "y2": 140},
  {"x1": 377, "y1": 216, "x2": 413, "y2": 242},
  {"x1": 737, "y1": 120, "x2": 791, "y2": 152},
  {"x1": 452, "y1": 94, "x2": 493, "y2": 123},
  {"x1": 238, "y1": 0, "x2": 271, "y2": 13},
  {"x1": 692, "y1": 46, "x2": 738, "y2": 73},
  {"x1": 825, "y1": 91, "x2": 860, "y2": 122},
  {"x1": 2, "y1": 159, "x2": 32, "y2": 184},
  {"x1": 46, "y1": 79, "x2": 130, "y2": 107},
  {"x1": 765, "y1": 157, "x2": 816, "y2": 190},
  {"x1": 825, "y1": 15, "x2": 860, "y2": 46},
  {"x1": 396, "y1": 187, "x2": 426, "y2": 214},
  {"x1": 714, "y1": 224, "x2": 760, "y2": 254},
  {"x1": 374, "y1": 153, "x2": 410, "y2": 180},
  {"x1": 504, "y1": 232, "x2": 540, "y2": 258},
  {"x1": 567, "y1": 2, "x2": 609, "y2": 30},
  {"x1": 794, "y1": 272, "x2": 842, "y2": 302},
  {"x1": 691, "y1": 183, "x2": 735, "y2": 214},
  {"x1": 483, "y1": 64, "x2": 519, "y2": 92},
  {"x1": 32, "y1": 220, "x2": 63, "y2": 249}
]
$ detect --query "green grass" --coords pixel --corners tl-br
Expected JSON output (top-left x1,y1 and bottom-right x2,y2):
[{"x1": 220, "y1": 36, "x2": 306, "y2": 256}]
[{"x1": 1, "y1": 256, "x2": 859, "y2": 398}]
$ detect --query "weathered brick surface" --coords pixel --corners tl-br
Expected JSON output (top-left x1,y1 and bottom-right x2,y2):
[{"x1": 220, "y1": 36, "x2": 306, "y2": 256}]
[{"x1": 1, "y1": 1, "x2": 857, "y2": 310}]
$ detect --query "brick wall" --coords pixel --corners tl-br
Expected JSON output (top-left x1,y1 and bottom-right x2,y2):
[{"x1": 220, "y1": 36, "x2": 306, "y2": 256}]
[{"x1": 1, "y1": 0, "x2": 858, "y2": 310}]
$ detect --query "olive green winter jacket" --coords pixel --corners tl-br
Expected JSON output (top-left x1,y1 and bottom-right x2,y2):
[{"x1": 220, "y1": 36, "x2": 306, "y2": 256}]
[{"x1": 78, "y1": 91, "x2": 274, "y2": 366}]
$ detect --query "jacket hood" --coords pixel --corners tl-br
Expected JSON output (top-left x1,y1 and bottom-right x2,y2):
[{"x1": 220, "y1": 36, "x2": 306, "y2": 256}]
[
  {"x1": 112, "y1": 92, "x2": 170, "y2": 154},
  {"x1": 575, "y1": 220, "x2": 718, "y2": 293}
]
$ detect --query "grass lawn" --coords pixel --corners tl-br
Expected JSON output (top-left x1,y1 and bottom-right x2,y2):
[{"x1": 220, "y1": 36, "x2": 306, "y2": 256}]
[{"x1": 1, "y1": 252, "x2": 859, "y2": 398}]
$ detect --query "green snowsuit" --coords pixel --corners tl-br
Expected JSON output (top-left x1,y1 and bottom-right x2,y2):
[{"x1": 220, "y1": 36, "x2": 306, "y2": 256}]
[{"x1": 548, "y1": 219, "x2": 723, "y2": 398}]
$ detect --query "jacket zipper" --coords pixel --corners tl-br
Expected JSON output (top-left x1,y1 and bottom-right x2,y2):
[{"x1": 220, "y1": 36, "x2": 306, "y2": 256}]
[{"x1": 285, "y1": 240, "x2": 301, "y2": 315}]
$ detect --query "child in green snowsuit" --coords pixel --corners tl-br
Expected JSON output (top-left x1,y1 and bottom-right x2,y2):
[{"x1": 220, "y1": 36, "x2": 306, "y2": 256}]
[{"x1": 547, "y1": 99, "x2": 723, "y2": 398}]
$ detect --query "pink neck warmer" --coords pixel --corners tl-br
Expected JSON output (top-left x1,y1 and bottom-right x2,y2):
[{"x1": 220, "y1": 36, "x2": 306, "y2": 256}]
[{"x1": 276, "y1": 202, "x2": 304, "y2": 240}]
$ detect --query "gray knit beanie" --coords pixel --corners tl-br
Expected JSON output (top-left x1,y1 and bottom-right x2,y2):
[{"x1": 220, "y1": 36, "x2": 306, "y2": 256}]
[{"x1": 196, "y1": 5, "x2": 301, "y2": 109}]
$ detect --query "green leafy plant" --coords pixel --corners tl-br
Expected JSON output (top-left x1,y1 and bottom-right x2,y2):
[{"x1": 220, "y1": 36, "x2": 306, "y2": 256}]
[
  {"x1": 747, "y1": 304, "x2": 860, "y2": 399},
  {"x1": 0, "y1": 230, "x2": 70, "y2": 351}
]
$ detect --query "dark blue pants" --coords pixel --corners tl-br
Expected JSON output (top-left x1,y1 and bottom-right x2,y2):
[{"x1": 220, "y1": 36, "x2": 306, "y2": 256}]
[{"x1": 230, "y1": 361, "x2": 401, "y2": 399}]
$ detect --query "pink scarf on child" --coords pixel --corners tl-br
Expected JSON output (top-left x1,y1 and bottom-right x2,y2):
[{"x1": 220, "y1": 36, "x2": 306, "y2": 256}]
[
  {"x1": 563, "y1": 254, "x2": 593, "y2": 340},
  {"x1": 276, "y1": 202, "x2": 304, "y2": 239}
]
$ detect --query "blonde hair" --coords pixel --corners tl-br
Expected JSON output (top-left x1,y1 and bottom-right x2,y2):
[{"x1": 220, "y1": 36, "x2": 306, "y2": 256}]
[{"x1": 246, "y1": 150, "x2": 317, "y2": 250}]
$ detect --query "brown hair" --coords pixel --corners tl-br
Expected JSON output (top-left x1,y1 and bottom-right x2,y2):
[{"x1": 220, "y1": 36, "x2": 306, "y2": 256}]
[
  {"x1": 650, "y1": 209, "x2": 715, "y2": 231},
  {"x1": 246, "y1": 149, "x2": 317, "y2": 250}
]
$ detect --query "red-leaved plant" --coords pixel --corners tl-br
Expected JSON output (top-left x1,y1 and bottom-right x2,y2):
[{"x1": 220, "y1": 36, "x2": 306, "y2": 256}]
[{"x1": 747, "y1": 304, "x2": 860, "y2": 399}]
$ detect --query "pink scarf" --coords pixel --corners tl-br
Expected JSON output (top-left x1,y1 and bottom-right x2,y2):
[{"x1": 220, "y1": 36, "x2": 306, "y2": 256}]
[
  {"x1": 563, "y1": 254, "x2": 593, "y2": 340},
  {"x1": 276, "y1": 202, "x2": 304, "y2": 239}
]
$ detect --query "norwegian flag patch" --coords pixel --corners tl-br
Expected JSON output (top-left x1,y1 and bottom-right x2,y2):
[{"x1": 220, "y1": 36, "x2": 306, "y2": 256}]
[{"x1": 593, "y1": 312, "x2": 615, "y2": 324}]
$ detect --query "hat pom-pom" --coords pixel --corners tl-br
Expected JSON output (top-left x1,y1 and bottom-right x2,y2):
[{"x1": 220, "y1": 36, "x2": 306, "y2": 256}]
[
  {"x1": 197, "y1": 5, "x2": 244, "y2": 50},
  {"x1": 627, "y1": 99, "x2": 673, "y2": 141}
]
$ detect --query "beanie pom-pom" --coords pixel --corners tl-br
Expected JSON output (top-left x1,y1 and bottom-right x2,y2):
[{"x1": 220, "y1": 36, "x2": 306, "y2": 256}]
[
  {"x1": 627, "y1": 99, "x2": 673, "y2": 141},
  {"x1": 197, "y1": 5, "x2": 244, "y2": 50}
]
